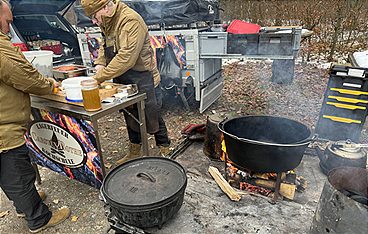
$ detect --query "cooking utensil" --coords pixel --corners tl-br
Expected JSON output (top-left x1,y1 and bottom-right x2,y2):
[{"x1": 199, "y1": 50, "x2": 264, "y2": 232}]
[
  {"x1": 53, "y1": 65, "x2": 88, "y2": 80},
  {"x1": 101, "y1": 157, "x2": 187, "y2": 229},
  {"x1": 218, "y1": 115, "x2": 312, "y2": 173}
]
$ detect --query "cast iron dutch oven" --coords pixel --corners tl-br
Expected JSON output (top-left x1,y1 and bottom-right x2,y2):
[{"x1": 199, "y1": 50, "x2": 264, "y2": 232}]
[
  {"x1": 219, "y1": 115, "x2": 312, "y2": 173},
  {"x1": 101, "y1": 157, "x2": 187, "y2": 228}
]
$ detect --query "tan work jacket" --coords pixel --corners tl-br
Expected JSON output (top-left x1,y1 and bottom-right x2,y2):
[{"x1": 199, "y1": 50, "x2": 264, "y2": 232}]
[
  {"x1": 93, "y1": 0, "x2": 160, "y2": 87},
  {"x1": 0, "y1": 32, "x2": 53, "y2": 152}
]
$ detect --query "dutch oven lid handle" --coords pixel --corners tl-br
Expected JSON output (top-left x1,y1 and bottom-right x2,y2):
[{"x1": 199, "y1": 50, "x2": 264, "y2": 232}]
[{"x1": 137, "y1": 172, "x2": 156, "y2": 183}]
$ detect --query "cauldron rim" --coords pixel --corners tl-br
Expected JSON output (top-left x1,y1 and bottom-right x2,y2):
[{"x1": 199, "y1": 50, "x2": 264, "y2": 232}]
[{"x1": 219, "y1": 115, "x2": 312, "y2": 147}]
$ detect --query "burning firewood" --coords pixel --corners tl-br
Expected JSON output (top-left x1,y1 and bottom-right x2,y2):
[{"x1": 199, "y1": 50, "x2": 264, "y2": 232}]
[
  {"x1": 250, "y1": 179, "x2": 296, "y2": 200},
  {"x1": 208, "y1": 166, "x2": 241, "y2": 202},
  {"x1": 240, "y1": 182, "x2": 273, "y2": 196}
]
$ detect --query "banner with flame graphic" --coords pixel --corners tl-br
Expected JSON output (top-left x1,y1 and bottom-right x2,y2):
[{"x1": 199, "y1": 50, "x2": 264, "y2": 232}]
[
  {"x1": 25, "y1": 109, "x2": 103, "y2": 189},
  {"x1": 150, "y1": 35, "x2": 186, "y2": 68}
]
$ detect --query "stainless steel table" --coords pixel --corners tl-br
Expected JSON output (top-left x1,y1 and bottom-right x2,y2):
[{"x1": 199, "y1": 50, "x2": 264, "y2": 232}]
[{"x1": 30, "y1": 93, "x2": 148, "y2": 176}]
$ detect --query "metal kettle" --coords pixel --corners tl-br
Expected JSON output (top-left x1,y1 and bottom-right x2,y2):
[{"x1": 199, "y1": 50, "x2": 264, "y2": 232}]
[{"x1": 315, "y1": 140, "x2": 367, "y2": 175}]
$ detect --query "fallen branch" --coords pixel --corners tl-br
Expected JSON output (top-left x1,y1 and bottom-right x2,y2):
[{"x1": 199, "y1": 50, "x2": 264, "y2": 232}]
[{"x1": 208, "y1": 166, "x2": 241, "y2": 201}]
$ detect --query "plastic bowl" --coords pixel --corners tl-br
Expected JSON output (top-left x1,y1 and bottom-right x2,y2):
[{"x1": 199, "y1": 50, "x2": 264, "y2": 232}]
[{"x1": 61, "y1": 76, "x2": 94, "y2": 102}]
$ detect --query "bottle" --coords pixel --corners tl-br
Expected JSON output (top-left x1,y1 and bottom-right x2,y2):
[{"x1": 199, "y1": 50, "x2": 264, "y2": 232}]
[{"x1": 81, "y1": 79, "x2": 102, "y2": 111}]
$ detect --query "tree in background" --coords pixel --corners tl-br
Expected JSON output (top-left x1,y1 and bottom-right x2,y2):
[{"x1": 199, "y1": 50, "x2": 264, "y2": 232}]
[{"x1": 220, "y1": 0, "x2": 368, "y2": 62}]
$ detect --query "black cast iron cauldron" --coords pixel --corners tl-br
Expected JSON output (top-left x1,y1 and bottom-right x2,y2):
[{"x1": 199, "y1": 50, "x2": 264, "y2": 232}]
[
  {"x1": 219, "y1": 115, "x2": 312, "y2": 173},
  {"x1": 101, "y1": 157, "x2": 187, "y2": 229}
]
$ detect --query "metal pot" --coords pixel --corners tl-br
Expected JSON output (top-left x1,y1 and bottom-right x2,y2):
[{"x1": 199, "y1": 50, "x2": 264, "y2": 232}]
[
  {"x1": 101, "y1": 157, "x2": 187, "y2": 229},
  {"x1": 315, "y1": 140, "x2": 367, "y2": 175},
  {"x1": 218, "y1": 115, "x2": 312, "y2": 173}
]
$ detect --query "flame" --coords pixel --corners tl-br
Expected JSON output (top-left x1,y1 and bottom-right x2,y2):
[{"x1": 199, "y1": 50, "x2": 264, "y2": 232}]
[
  {"x1": 35, "y1": 110, "x2": 103, "y2": 185},
  {"x1": 150, "y1": 35, "x2": 186, "y2": 69},
  {"x1": 221, "y1": 138, "x2": 226, "y2": 161},
  {"x1": 150, "y1": 36, "x2": 164, "y2": 49}
]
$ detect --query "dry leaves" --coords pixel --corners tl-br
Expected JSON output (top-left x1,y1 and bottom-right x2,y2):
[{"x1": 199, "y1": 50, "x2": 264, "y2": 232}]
[{"x1": 104, "y1": 162, "x2": 112, "y2": 169}]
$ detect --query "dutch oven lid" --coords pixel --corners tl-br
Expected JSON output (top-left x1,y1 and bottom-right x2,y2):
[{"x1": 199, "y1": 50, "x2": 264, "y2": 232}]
[{"x1": 103, "y1": 157, "x2": 187, "y2": 207}]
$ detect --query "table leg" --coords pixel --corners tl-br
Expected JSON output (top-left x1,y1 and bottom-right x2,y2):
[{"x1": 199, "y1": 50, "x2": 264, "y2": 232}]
[
  {"x1": 137, "y1": 99, "x2": 149, "y2": 156},
  {"x1": 92, "y1": 120, "x2": 106, "y2": 176}
]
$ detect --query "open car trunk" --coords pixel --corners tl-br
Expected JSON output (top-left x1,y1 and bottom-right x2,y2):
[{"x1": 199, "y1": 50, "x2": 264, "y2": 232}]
[{"x1": 10, "y1": 0, "x2": 80, "y2": 65}]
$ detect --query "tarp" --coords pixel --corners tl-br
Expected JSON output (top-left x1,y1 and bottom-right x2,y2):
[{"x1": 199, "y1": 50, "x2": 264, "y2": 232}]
[{"x1": 75, "y1": 0, "x2": 219, "y2": 28}]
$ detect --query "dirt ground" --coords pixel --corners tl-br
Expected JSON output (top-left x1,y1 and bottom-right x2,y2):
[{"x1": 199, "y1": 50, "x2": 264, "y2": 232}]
[{"x1": 1, "y1": 60, "x2": 367, "y2": 233}]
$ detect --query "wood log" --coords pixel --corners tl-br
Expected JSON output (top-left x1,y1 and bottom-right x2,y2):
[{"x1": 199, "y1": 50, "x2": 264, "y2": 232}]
[
  {"x1": 208, "y1": 166, "x2": 241, "y2": 201},
  {"x1": 203, "y1": 114, "x2": 224, "y2": 160},
  {"x1": 253, "y1": 179, "x2": 296, "y2": 200}
]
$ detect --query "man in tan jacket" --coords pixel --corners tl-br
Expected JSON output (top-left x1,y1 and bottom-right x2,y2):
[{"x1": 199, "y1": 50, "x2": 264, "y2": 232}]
[
  {"x1": 81, "y1": 0, "x2": 171, "y2": 162},
  {"x1": 0, "y1": 0, "x2": 69, "y2": 232}
]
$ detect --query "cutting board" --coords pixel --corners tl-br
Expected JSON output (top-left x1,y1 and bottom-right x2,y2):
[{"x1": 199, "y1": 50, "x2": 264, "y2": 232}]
[{"x1": 33, "y1": 82, "x2": 121, "y2": 107}]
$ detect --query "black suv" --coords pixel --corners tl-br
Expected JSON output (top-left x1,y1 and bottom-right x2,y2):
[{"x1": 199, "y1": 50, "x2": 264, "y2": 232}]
[{"x1": 10, "y1": 0, "x2": 81, "y2": 65}]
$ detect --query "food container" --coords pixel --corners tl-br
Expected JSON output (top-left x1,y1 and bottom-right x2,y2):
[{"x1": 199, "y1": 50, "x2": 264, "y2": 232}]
[
  {"x1": 23, "y1": 50, "x2": 53, "y2": 77},
  {"x1": 81, "y1": 79, "x2": 102, "y2": 111},
  {"x1": 116, "y1": 84, "x2": 139, "y2": 97},
  {"x1": 53, "y1": 65, "x2": 88, "y2": 80},
  {"x1": 61, "y1": 76, "x2": 93, "y2": 102}
]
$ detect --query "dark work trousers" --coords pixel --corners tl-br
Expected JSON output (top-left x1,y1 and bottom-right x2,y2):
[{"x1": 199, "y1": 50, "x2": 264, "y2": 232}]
[
  {"x1": 127, "y1": 85, "x2": 170, "y2": 147},
  {"x1": 0, "y1": 144, "x2": 51, "y2": 229}
]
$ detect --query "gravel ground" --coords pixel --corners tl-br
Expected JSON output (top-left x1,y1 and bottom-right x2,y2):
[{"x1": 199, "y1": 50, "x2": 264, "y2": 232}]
[{"x1": 1, "y1": 60, "x2": 366, "y2": 233}]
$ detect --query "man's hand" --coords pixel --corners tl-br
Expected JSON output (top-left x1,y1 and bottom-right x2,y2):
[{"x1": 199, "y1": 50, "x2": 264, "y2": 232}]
[
  {"x1": 93, "y1": 65, "x2": 105, "y2": 85},
  {"x1": 92, "y1": 76, "x2": 102, "y2": 85},
  {"x1": 95, "y1": 65, "x2": 105, "y2": 72},
  {"x1": 48, "y1": 78, "x2": 60, "y2": 94}
]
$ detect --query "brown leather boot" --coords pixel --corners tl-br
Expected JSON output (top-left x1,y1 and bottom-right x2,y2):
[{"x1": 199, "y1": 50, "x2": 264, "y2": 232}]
[
  {"x1": 159, "y1": 146, "x2": 171, "y2": 157},
  {"x1": 116, "y1": 143, "x2": 141, "y2": 165},
  {"x1": 29, "y1": 207, "x2": 70, "y2": 233},
  {"x1": 16, "y1": 191, "x2": 47, "y2": 218}
]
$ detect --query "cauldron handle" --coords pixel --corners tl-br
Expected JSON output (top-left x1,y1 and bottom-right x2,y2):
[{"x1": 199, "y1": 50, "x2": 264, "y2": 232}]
[
  {"x1": 218, "y1": 118, "x2": 227, "y2": 130},
  {"x1": 297, "y1": 134, "x2": 319, "y2": 144},
  {"x1": 218, "y1": 118, "x2": 249, "y2": 142},
  {"x1": 218, "y1": 117, "x2": 240, "y2": 138},
  {"x1": 137, "y1": 172, "x2": 156, "y2": 183}
]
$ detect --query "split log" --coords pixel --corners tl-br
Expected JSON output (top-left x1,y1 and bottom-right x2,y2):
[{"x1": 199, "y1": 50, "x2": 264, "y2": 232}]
[
  {"x1": 208, "y1": 166, "x2": 241, "y2": 201},
  {"x1": 253, "y1": 179, "x2": 296, "y2": 200}
]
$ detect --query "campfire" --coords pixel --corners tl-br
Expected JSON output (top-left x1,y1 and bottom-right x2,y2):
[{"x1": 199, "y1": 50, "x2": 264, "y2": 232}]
[{"x1": 218, "y1": 140, "x2": 307, "y2": 202}]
